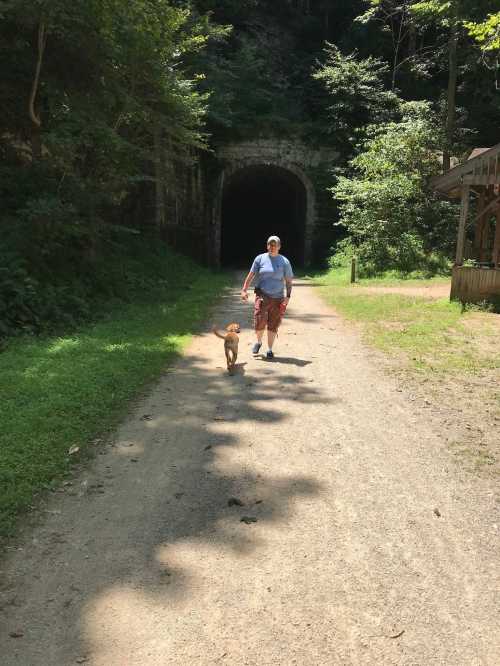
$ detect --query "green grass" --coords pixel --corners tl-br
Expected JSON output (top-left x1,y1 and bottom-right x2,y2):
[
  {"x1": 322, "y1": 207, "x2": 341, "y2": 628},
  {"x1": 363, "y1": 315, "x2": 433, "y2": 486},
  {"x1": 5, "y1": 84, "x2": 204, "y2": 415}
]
[
  {"x1": 312, "y1": 267, "x2": 500, "y2": 374},
  {"x1": 308, "y1": 265, "x2": 450, "y2": 288},
  {"x1": 355, "y1": 272, "x2": 450, "y2": 288},
  {"x1": 0, "y1": 262, "x2": 228, "y2": 538}
]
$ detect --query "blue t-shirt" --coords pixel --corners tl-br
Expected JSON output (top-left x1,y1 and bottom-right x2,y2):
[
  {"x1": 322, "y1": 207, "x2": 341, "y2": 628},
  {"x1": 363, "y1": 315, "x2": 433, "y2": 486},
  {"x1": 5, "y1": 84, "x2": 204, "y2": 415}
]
[{"x1": 251, "y1": 253, "x2": 294, "y2": 298}]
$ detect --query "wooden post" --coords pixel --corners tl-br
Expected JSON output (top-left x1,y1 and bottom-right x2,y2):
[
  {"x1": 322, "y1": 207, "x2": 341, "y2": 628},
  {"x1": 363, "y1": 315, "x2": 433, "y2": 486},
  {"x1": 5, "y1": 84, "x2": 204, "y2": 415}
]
[
  {"x1": 455, "y1": 184, "x2": 470, "y2": 266},
  {"x1": 351, "y1": 257, "x2": 357, "y2": 283},
  {"x1": 473, "y1": 189, "x2": 486, "y2": 260},
  {"x1": 480, "y1": 187, "x2": 494, "y2": 263},
  {"x1": 493, "y1": 208, "x2": 500, "y2": 267}
]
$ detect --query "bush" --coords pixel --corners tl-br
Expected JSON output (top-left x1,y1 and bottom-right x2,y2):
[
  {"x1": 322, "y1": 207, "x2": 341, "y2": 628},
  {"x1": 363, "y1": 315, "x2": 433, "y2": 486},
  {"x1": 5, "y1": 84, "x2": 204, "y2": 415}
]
[
  {"x1": 0, "y1": 255, "x2": 41, "y2": 338},
  {"x1": 327, "y1": 238, "x2": 356, "y2": 269},
  {"x1": 330, "y1": 101, "x2": 458, "y2": 274},
  {"x1": 0, "y1": 236, "x2": 199, "y2": 341}
]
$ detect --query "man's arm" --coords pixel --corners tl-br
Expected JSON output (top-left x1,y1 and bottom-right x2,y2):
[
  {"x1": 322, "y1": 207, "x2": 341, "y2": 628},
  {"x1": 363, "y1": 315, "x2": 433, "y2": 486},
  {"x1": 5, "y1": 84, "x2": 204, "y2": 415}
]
[
  {"x1": 241, "y1": 271, "x2": 255, "y2": 301},
  {"x1": 284, "y1": 277, "x2": 293, "y2": 304},
  {"x1": 283, "y1": 259, "x2": 293, "y2": 303}
]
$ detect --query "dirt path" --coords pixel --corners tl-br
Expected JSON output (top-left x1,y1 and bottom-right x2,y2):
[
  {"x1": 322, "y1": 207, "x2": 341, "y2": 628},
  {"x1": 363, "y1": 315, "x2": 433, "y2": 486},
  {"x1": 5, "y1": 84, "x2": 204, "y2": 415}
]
[
  {"x1": 1, "y1": 278, "x2": 499, "y2": 665},
  {"x1": 355, "y1": 283, "x2": 451, "y2": 299}
]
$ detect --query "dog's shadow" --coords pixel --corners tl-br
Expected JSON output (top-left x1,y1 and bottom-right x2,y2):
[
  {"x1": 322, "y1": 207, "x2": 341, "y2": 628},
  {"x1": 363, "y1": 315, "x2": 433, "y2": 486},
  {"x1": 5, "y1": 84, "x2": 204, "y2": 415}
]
[
  {"x1": 257, "y1": 357, "x2": 312, "y2": 367},
  {"x1": 227, "y1": 362, "x2": 247, "y2": 376}
]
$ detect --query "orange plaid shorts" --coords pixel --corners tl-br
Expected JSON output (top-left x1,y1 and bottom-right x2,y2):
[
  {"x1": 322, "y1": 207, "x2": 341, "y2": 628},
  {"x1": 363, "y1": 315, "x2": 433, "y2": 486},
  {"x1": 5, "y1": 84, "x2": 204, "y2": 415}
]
[{"x1": 254, "y1": 294, "x2": 286, "y2": 332}]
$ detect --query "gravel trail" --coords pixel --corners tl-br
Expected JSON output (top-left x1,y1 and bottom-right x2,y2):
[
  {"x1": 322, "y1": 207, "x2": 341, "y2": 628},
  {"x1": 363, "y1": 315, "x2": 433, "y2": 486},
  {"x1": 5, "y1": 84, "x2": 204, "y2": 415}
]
[{"x1": 1, "y1": 278, "x2": 499, "y2": 665}]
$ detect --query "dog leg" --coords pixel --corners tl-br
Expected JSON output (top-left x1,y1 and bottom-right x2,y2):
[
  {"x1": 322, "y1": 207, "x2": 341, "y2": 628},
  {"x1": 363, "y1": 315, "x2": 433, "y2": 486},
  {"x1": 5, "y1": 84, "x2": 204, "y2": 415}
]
[{"x1": 227, "y1": 348, "x2": 237, "y2": 372}]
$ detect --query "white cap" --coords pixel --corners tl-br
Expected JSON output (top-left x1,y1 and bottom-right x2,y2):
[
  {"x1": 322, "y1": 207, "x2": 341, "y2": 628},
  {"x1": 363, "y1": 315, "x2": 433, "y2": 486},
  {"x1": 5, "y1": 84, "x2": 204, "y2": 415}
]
[{"x1": 267, "y1": 235, "x2": 281, "y2": 245}]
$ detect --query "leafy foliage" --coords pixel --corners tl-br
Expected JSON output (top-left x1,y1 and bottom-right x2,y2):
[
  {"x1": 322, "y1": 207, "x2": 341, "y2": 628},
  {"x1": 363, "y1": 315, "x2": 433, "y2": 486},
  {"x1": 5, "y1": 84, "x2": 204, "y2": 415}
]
[
  {"x1": 0, "y1": 235, "x2": 202, "y2": 340},
  {"x1": 332, "y1": 102, "x2": 457, "y2": 274},
  {"x1": 0, "y1": 246, "x2": 228, "y2": 537},
  {"x1": 1, "y1": 0, "x2": 500, "y2": 334},
  {"x1": 465, "y1": 12, "x2": 500, "y2": 51},
  {"x1": 0, "y1": 0, "x2": 230, "y2": 337},
  {"x1": 313, "y1": 44, "x2": 400, "y2": 150}
]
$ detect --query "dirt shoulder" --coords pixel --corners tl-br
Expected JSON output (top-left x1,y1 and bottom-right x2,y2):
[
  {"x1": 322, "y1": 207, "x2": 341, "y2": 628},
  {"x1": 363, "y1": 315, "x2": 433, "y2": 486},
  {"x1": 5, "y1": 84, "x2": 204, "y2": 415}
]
[
  {"x1": 1, "y1": 278, "x2": 499, "y2": 665},
  {"x1": 355, "y1": 283, "x2": 451, "y2": 299}
]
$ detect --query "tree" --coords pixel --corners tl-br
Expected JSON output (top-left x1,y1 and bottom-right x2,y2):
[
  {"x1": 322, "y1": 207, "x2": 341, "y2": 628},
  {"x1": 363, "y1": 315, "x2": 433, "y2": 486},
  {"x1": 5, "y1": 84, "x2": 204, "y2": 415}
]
[
  {"x1": 465, "y1": 12, "x2": 500, "y2": 89},
  {"x1": 411, "y1": 1, "x2": 499, "y2": 170},
  {"x1": 410, "y1": 1, "x2": 462, "y2": 171},
  {"x1": 312, "y1": 44, "x2": 400, "y2": 152},
  {"x1": 0, "y1": 0, "x2": 213, "y2": 268},
  {"x1": 466, "y1": 12, "x2": 500, "y2": 52},
  {"x1": 356, "y1": 1, "x2": 419, "y2": 90},
  {"x1": 332, "y1": 102, "x2": 457, "y2": 273}
]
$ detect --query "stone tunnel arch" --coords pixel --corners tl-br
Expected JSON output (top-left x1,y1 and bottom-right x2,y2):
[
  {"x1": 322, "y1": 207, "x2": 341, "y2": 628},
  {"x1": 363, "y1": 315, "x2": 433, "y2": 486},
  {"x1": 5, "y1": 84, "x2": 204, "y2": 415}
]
[{"x1": 214, "y1": 159, "x2": 315, "y2": 268}]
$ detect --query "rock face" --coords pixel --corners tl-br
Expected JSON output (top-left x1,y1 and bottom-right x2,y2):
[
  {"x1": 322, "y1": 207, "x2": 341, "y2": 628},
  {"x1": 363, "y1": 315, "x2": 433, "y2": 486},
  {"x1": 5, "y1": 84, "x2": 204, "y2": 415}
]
[
  {"x1": 214, "y1": 140, "x2": 338, "y2": 267},
  {"x1": 158, "y1": 139, "x2": 339, "y2": 267}
]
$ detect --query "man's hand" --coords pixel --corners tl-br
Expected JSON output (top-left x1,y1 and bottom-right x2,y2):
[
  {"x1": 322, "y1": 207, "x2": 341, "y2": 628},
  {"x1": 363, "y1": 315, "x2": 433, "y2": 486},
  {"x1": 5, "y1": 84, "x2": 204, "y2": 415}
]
[
  {"x1": 241, "y1": 272, "x2": 255, "y2": 302},
  {"x1": 283, "y1": 297, "x2": 290, "y2": 306}
]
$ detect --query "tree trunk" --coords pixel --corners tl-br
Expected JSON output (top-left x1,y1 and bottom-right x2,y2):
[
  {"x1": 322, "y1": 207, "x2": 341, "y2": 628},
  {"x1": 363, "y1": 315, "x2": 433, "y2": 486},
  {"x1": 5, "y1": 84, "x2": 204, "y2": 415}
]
[
  {"x1": 408, "y1": 22, "x2": 417, "y2": 58},
  {"x1": 324, "y1": 2, "x2": 329, "y2": 40},
  {"x1": 443, "y1": 20, "x2": 458, "y2": 173},
  {"x1": 30, "y1": 127, "x2": 42, "y2": 161},
  {"x1": 29, "y1": 21, "x2": 47, "y2": 160},
  {"x1": 391, "y1": 43, "x2": 399, "y2": 91},
  {"x1": 153, "y1": 123, "x2": 166, "y2": 229}
]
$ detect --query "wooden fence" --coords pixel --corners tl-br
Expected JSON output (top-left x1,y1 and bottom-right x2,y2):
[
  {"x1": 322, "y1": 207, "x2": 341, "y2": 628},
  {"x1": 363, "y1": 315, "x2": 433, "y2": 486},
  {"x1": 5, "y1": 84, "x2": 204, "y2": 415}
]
[{"x1": 450, "y1": 266, "x2": 500, "y2": 303}]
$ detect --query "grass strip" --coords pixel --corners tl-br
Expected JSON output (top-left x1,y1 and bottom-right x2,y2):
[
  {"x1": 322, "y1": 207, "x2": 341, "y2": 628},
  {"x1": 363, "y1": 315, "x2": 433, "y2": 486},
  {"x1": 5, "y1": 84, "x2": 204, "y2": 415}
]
[
  {"x1": 312, "y1": 267, "x2": 500, "y2": 375},
  {"x1": 0, "y1": 266, "x2": 228, "y2": 538}
]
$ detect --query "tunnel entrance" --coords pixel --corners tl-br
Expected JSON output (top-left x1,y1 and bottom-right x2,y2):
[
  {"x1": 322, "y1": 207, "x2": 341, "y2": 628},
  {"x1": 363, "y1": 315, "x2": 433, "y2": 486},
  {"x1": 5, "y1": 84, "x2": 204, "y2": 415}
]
[{"x1": 221, "y1": 165, "x2": 307, "y2": 267}]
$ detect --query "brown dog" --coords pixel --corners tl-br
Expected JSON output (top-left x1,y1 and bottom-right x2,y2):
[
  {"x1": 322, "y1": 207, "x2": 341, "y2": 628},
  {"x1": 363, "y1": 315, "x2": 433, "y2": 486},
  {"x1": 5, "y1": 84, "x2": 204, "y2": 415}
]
[{"x1": 213, "y1": 323, "x2": 240, "y2": 372}]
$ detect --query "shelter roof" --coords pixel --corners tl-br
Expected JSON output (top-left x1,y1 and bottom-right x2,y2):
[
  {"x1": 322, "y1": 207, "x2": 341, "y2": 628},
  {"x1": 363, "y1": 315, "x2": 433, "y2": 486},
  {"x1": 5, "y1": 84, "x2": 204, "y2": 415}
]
[{"x1": 431, "y1": 142, "x2": 500, "y2": 197}]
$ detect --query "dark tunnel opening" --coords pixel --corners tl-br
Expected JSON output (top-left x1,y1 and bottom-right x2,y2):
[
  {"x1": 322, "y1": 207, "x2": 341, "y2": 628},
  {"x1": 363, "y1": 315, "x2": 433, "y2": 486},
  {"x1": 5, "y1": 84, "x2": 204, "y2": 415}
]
[{"x1": 221, "y1": 165, "x2": 307, "y2": 268}]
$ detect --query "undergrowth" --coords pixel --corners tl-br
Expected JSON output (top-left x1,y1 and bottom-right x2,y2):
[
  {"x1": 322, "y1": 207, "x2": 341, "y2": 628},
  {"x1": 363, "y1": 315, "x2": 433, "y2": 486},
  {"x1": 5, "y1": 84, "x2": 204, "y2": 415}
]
[{"x1": 0, "y1": 244, "x2": 228, "y2": 539}]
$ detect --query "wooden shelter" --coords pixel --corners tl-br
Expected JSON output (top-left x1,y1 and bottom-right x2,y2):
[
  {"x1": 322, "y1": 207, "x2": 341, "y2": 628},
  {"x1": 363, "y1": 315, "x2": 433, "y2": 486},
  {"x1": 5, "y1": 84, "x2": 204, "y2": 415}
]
[{"x1": 431, "y1": 143, "x2": 500, "y2": 303}]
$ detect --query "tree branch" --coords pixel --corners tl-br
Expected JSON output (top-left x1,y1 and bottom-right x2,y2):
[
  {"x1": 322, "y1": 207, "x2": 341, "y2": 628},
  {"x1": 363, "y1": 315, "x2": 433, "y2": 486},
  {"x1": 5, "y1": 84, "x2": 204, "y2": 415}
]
[{"x1": 29, "y1": 21, "x2": 47, "y2": 128}]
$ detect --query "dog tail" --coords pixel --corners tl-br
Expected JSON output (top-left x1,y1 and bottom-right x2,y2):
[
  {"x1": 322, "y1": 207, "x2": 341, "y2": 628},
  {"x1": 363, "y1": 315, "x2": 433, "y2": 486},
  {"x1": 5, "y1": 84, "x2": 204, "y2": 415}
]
[{"x1": 212, "y1": 326, "x2": 226, "y2": 340}]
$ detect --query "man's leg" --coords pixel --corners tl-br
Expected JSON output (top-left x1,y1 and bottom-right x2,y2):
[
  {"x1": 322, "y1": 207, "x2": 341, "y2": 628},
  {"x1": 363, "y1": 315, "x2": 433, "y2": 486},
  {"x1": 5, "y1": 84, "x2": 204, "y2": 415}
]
[
  {"x1": 252, "y1": 328, "x2": 264, "y2": 354},
  {"x1": 253, "y1": 297, "x2": 267, "y2": 354},
  {"x1": 266, "y1": 299, "x2": 282, "y2": 358}
]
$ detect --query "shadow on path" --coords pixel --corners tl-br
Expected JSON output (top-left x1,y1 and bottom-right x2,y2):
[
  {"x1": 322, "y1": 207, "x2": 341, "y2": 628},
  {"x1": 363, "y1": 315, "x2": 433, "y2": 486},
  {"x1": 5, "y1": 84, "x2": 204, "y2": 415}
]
[
  {"x1": 255, "y1": 356, "x2": 312, "y2": 367},
  {"x1": 2, "y1": 280, "x2": 338, "y2": 663}
]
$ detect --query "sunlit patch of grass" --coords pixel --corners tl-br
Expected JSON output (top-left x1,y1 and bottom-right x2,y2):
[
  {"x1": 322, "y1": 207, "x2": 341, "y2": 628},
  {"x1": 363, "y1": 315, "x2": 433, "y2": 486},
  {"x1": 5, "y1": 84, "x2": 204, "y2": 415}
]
[
  {"x1": 314, "y1": 268, "x2": 500, "y2": 375},
  {"x1": 308, "y1": 266, "x2": 451, "y2": 289},
  {"x1": 357, "y1": 272, "x2": 450, "y2": 288},
  {"x1": 47, "y1": 338, "x2": 81, "y2": 354},
  {"x1": 0, "y1": 266, "x2": 228, "y2": 539}
]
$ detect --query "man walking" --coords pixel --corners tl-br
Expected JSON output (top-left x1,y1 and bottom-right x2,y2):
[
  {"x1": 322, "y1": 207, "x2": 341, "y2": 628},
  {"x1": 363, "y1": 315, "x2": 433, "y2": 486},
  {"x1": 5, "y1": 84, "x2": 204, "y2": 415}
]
[{"x1": 241, "y1": 236, "x2": 293, "y2": 359}]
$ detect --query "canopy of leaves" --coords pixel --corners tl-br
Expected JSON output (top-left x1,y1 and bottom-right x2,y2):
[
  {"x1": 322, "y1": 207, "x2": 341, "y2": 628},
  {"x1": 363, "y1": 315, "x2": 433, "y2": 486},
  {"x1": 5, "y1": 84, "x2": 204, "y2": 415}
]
[
  {"x1": 0, "y1": 1, "x2": 212, "y2": 267},
  {"x1": 332, "y1": 102, "x2": 457, "y2": 273},
  {"x1": 189, "y1": 0, "x2": 368, "y2": 142},
  {"x1": 0, "y1": 0, "x2": 222, "y2": 335},
  {"x1": 2, "y1": 0, "x2": 500, "y2": 336},
  {"x1": 465, "y1": 12, "x2": 500, "y2": 51},
  {"x1": 313, "y1": 44, "x2": 400, "y2": 150}
]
